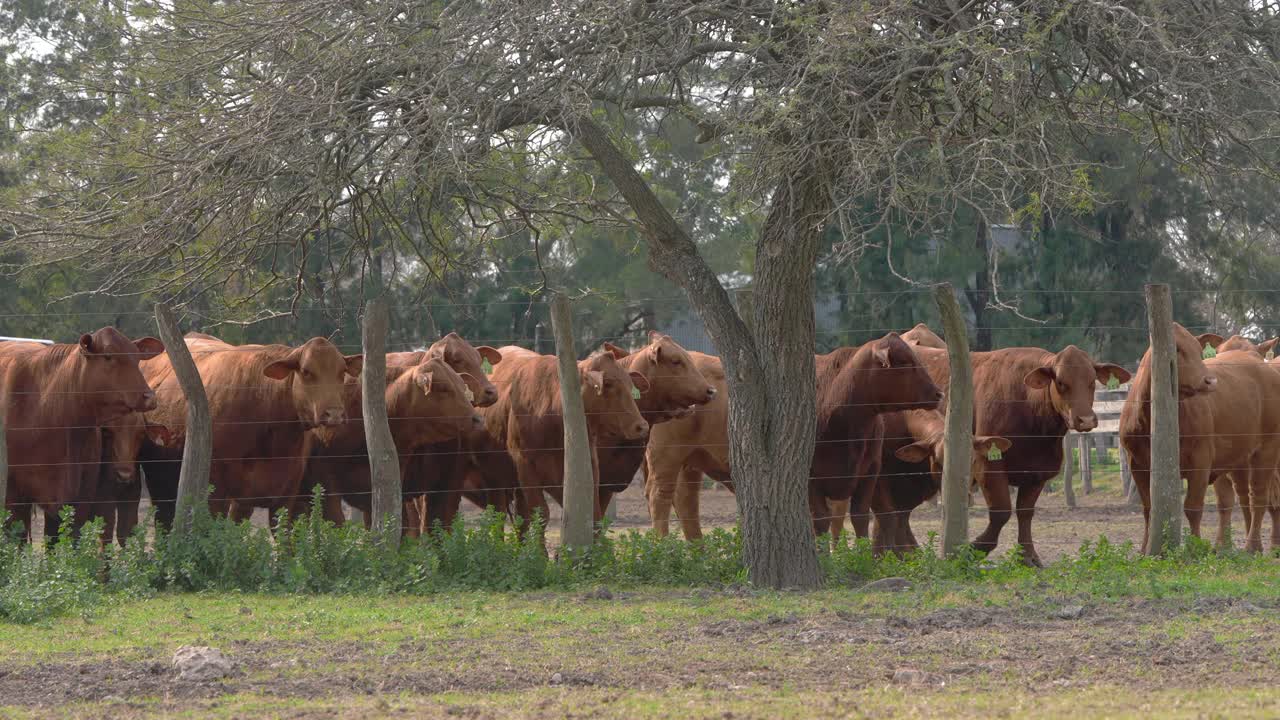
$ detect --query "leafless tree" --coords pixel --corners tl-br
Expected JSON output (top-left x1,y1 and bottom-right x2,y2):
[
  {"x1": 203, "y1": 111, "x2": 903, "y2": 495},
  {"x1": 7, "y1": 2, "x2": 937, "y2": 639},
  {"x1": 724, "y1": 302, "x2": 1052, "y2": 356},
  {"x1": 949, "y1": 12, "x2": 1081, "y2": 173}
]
[{"x1": 7, "y1": 0, "x2": 1280, "y2": 587}]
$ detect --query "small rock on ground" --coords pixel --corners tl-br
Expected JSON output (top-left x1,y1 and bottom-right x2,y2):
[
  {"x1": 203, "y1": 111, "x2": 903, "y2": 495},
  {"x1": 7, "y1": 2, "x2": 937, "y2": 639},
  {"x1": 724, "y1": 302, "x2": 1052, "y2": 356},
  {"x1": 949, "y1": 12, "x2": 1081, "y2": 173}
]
[
  {"x1": 1052, "y1": 605, "x2": 1086, "y2": 620},
  {"x1": 173, "y1": 646, "x2": 235, "y2": 682},
  {"x1": 890, "y1": 668, "x2": 946, "y2": 687},
  {"x1": 862, "y1": 577, "x2": 912, "y2": 593}
]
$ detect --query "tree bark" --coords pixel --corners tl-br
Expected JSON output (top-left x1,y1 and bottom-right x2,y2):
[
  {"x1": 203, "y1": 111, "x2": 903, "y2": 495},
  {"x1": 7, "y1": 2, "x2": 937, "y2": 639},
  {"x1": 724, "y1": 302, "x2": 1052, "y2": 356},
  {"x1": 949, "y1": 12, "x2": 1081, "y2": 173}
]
[
  {"x1": 1079, "y1": 434, "x2": 1093, "y2": 495},
  {"x1": 154, "y1": 304, "x2": 212, "y2": 536},
  {"x1": 964, "y1": 218, "x2": 993, "y2": 352},
  {"x1": 934, "y1": 284, "x2": 973, "y2": 557},
  {"x1": 570, "y1": 118, "x2": 824, "y2": 589},
  {"x1": 551, "y1": 293, "x2": 594, "y2": 553},
  {"x1": 362, "y1": 296, "x2": 402, "y2": 543},
  {"x1": 1145, "y1": 283, "x2": 1182, "y2": 555}
]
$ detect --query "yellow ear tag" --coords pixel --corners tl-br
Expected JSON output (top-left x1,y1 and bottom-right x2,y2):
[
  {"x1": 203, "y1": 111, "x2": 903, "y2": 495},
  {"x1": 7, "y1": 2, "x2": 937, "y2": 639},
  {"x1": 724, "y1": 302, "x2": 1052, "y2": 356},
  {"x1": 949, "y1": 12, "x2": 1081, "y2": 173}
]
[
  {"x1": 1202, "y1": 344, "x2": 1217, "y2": 359},
  {"x1": 1106, "y1": 374, "x2": 1120, "y2": 390},
  {"x1": 631, "y1": 386, "x2": 641, "y2": 400},
  {"x1": 986, "y1": 445, "x2": 1003, "y2": 462},
  {"x1": 1266, "y1": 350, "x2": 1275, "y2": 361}
]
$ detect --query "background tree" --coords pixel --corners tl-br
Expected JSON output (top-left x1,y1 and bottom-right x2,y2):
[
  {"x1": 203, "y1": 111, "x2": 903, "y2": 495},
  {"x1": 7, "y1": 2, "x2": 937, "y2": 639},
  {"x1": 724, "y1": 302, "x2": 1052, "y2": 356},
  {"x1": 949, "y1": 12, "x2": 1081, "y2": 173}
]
[{"x1": 7, "y1": 1, "x2": 1280, "y2": 587}]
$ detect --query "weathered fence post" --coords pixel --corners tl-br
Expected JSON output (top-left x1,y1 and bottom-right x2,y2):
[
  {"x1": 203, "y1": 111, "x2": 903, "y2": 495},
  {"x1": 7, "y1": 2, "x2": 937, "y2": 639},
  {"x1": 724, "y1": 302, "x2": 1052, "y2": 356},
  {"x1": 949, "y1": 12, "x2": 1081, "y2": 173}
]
[
  {"x1": 154, "y1": 304, "x2": 212, "y2": 536},
  {"x1": 551, "y1": 293, "x2": 594, "y2": 553},
  {"x1": 362, "y1": 296, "x2": 402, "y2": 543},
  {"x1": 1062, "y1": 434, "x2": 1077, "y2": 509},
  {"x1": 1078, "y1": 434, "x2": 1093, "y2": 495},
  {"x1": 934, "y1": 284, "x2": 972, "y2": 558},
  {"x1": 1145, "y1": 283, "x2": 1183, "y2": 554}
]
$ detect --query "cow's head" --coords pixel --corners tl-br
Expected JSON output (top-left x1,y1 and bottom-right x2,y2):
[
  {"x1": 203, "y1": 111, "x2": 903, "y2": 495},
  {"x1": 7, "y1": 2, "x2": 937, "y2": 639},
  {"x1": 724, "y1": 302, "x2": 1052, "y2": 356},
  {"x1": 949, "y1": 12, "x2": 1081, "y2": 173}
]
[
  {"x1": 398, "y1": 356, "x2": 484, "y2": 443},
  {"x1": 580, "y1": 351, "x2": 650, "y2": 440},
  {"x1": 1205, "y1": 334, "x2": 1279, "y2": 359},
  {"x1": 901, "y1": 323, "x2": 947, "y2": 349},
  {"x1": 895, "y1": 433, "x2": 1012, "y2": 493},
  {"x1": 101, "y1": 412, "x2": 173, "y2": 483},
  {"x1": 426, "y1": 332, "x2": 502, "y2": 407},
  {"x1": 1023, "y1": 345, "x2": 1131, "y2": 432},
  {"x1": 263, "y1": 337, "x2": 362, "y2": 436},
  {"x1": 1174, "y1": 326, "x2": 1219, "y2": 397},
  {"x1": 76, "y1": 327, "x2": 165, "y2": 421},
  {"x1": 602, "y1": 333, "x2": 716, "y2": 415},
  {"x1": 854, "y1": 332, "x2": 943, "y2": 413}
]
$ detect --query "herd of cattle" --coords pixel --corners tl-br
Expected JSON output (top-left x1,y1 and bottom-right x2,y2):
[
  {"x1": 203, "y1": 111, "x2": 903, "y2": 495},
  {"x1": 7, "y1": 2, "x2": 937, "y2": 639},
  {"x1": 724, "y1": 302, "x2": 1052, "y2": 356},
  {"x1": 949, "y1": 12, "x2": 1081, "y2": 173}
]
[{"x1": 1, "y1": 321, "x2": 1278, "y2": 565}]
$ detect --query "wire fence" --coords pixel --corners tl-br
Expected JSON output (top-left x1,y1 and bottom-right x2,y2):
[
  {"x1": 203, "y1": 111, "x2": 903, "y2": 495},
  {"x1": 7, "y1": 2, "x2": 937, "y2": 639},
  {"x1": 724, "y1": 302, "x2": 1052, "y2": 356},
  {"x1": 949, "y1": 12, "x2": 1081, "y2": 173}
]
[{"x1": 3, "y1": 288, "x2": 1280, "y2": 555}]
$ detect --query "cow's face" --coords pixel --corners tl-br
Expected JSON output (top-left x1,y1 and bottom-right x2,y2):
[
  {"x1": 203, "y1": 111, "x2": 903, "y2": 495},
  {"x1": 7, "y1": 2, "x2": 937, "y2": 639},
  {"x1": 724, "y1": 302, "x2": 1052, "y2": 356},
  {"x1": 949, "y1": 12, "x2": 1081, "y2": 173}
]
[
  {"x1": 862, "y1": 333, "x2": 943, "y2": 413},
  {"x1": 77, "y1": 327, "x2": 164, "y2": 422},
  {"x1": 102, "y1": 412, "x2": 172, "y2": 483},
  {"x1": 406, "y1": 357, "x2": 483, "y2": 442},
  {"x1": 901, "y1": 323, "x2": 947, "y2": 350},
  {"x1": 1177, "y1": 326, "x2": 1219, "y2": 397},
  {"x1": 895, "y1": 434, "x2": 1012, "y2": 492},
  {"x1": 603, "y1": 334, "x2": 716, "y2": 413},
  {"x1": 427, "y1": 332, "x2": 502, "y2": 407},
  {"x1": 263, "y1": 337, "x2": 361, "y2": 437},
  {"x1": 1024, "y1": 345, "x2": 1131, "y2": 432},
  {"x1": 580, "y1": 352, "x2": 650, "y2": 441}
]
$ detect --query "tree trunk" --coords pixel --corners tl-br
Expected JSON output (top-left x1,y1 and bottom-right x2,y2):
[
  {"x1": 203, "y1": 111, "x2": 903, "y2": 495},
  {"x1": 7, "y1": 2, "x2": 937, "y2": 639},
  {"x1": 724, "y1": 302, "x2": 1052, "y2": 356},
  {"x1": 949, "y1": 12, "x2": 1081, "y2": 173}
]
[
  {"x1": 362, "y1": 296, "x2": 402, "y2": 543},
  {"x1": 934, "y1": 284, "x2": 973, "y2": 557},
  {"x1": 571, "y1": 119, "x2": 824, "y2": 588},
  {"x1": 551, "y1": 293, "x2": 594, "y2": 553},
  {"x1": 965, "y1": 218, "x2": 993, "y2": 352},
  {"x1": 154, "y1": 304, "x2": 212, "y2": 536}
]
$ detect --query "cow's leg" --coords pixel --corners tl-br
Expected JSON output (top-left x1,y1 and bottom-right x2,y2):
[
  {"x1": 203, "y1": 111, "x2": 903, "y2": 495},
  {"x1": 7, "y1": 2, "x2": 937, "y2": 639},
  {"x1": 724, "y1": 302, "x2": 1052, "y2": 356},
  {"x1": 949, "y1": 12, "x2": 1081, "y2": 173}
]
[
  {"x1": 1270, "y1": 474, "x2": 1280, "y2": 551},
  {"x1": 827, "y1": 498, "x2": 850, "y2": 541},
  {"x1": 515, "y1": 459, "x2": 550, "y2": 542},
  {"x1": 972, "y1": 470, "x2": 1012, "y2": 556},
  {"x1": 1245, "y1": 451, "x2": 1278, "y2": 553},
  {"x1": 869, "y1": 481, "x2": 898, "y2": 556},
  {"x1": 849, "y1": 476, "x2": 876, "y2": 539},
  {"x1": 1182, "y1": 467, "x2": 1212, "y2": 541},
  {"x1": 1013, "y1": 481, "x2": 1047, "y2": 568},
  {"x1": 1127, "y1": 452, "x2": 1153, "y2": 554},
  {"x1": 229, "y1": 500, "x2": 255, "y2": 523},
  {"x1": 1212, "y1": 476, "x2": 1236, "y2": 551},
  {"x1": 674, "y1": 467, "x2": 705, "y2": 541},
  {"x1": 1232, "y1": 472, "x2": 1255, "y2": 549},
  {"x1": 644, "y1": 455, "x2": 677, "y2": 537}
]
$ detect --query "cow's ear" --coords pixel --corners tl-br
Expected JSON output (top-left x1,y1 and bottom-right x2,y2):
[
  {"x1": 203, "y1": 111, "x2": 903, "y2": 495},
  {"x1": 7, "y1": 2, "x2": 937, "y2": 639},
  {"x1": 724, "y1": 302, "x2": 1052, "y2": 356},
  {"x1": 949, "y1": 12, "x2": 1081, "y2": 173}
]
[
  {"x1": 1023, "y1": 366, "x2": 1056, "y2": 389},
  {"x1": 263, "y1": 353, "x2": 300, "y2": 380},
  {"x1": 416, "y1": 370, "x2": 434, "y2": 394},
  {"x1": 344, "y1": 354, "x2": 364, "y2": 377},
  {"x1": 133, "y1": 337, "x2": 165, "y2": 360},
  {"x1": 602, "y1": 342, "x2": 628, "y2": 360},
  {"x1": 873, "y1": 342, "x2": 891, "y2": 369},
  {"x1": 1196, "y1": 333, "x2": 1225, "y2": 349},
  {"x1": 1094, "y1": 363, "x2": 1132, "y2": 386},
  {"x1": 584, "y1": 370, "x2": 605, "y2": 395},
  {"x1": 477, "y1": 346, "x2": 503, "y2": 367},
  {"x1": 1258, "y1": 338, "x2": 1280, "y2": 357},
  {"x1": 648, "y1": 330, "x2": 662, "y2": 342},
  {"x1": 145, "y1": 423, "x2": 175, "y2": 448},
  {"x1": 975, "y1": 435, "x2": 1012, "y2": 455},
  {"x1": 629, "y1": 372, "x2": 651, "y2": 394},
  {"x1": 895, "y1": 442, "x2": 932, "y2": 464},
  {"x1": 78, "y1": 333, "x2": 96, "y2": 356}
]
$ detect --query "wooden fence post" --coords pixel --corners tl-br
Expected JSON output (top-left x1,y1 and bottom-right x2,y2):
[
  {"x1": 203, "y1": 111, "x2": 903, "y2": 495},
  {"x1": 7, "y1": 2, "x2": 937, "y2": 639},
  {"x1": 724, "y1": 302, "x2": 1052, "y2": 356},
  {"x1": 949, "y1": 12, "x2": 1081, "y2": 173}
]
[
  {"x1": 551, "y1": 293, "x2": 594, "y2": 553},
  {"x1": 934, "y1": 284, "x2": 972, "y2": 558},
  {"x1": 154, "y1": 304, "x2": 212, "y2": 536},
  {"x1": 1145, "y1": 283, "x2": 1182, "y2": 555},
  {"x1": 1062, "y1": 434, "x2": 1077, "y2": 509},
  {"x1": 1078, "y1": 434, "x2": 1093, "y2": 495},
  {"x1": 362, "y1": 296, "x2": 402, "y2": 543}
]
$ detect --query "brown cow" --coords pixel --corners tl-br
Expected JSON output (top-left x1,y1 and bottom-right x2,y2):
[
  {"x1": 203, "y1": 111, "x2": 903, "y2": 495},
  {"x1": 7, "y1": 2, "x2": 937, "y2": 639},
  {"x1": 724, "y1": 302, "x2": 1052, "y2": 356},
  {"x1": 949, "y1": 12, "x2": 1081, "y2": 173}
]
[
  {"x1": 1209, "y1": 334, "x2": 1279, "y2": 358},
  {"x1": 1, "y1": 328, "x2": 164, "y2": 541},
  {"x1": 389, "y1": 333, "x2": 503, "y2": 533},
  {"x1": 870, "y1": 408, "x2": 1011, "y2": 555},
  {"x1": 1122, "y1": 330, "x2": 1280, "y2": 553},
  {"x1": 141, "y1": 333, "x2": 361, "y2": 526},
  {"x1": 479, "y1": 347, "x2": 650, "y2": 533},
  {"x1": 302, "y1": 355, "x2": 481, "y2": 531},
  {"x1": 911, "y1": 342, "x2": 1131, "y2": 566},
  {"x1": 645, "y1": 334, "x2": 943, "y2": 541},
  {"x1": 86, "y1": 412, "x2": 173, "y2": 545},
  {"x1": 593, "y1": 334, "x2": 717, "y2": 513}
]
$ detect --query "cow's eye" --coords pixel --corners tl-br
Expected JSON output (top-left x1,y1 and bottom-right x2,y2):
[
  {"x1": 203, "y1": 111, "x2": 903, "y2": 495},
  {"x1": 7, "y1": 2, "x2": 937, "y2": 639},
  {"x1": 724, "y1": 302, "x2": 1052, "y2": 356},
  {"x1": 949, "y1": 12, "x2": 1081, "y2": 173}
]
[
  {"x1": 671, "y1": 358, "x2": 682, "y2": 366},
  {"x1": 301, "y1": 369, "x2": 313, "y2": 381}
]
